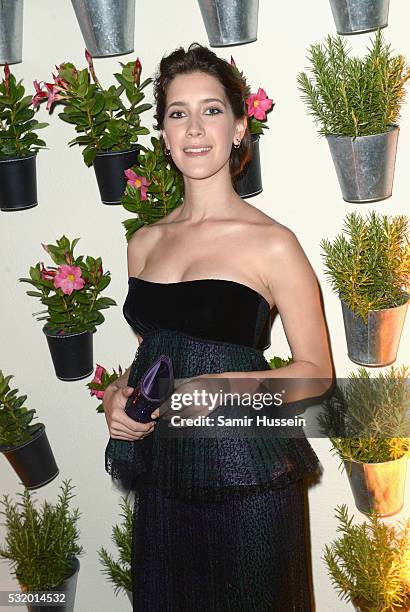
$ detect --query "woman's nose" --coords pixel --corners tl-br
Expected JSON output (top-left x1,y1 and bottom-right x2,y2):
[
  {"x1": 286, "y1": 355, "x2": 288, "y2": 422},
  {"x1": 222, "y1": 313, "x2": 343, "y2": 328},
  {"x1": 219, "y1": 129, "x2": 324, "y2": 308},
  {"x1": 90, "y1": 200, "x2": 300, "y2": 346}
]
[{"x1": 186, "y1": 116, "x2": 205, "y2": 137}]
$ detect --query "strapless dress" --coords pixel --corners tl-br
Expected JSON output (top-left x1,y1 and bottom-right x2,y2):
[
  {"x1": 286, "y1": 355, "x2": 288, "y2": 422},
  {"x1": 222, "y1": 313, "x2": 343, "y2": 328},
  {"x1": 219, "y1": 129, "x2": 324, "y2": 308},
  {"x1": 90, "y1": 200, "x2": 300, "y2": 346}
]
[{"x1": 104, "y1": 277, "x2": 321, "y2": 611}]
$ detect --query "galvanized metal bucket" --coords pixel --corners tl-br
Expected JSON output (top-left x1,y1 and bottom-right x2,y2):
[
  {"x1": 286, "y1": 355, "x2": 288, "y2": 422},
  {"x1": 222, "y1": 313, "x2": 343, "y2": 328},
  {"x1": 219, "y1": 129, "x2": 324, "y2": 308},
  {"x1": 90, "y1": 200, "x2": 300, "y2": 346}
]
[
  {"x1": 326, "y1": 126, "x2": 399, "y2": 203},
  {"x1": 344, "y1": 453, "x2": 408, "y2": 517},
  {"x1": 0, "y1": 0, "x2": 23, "y2": 64},
  {"x1": 71, "y1": 0, "x2": 135, "y2": 57},
  {"x1": 234, "y1": 134, "x2": 262, "y2": 198},
  {"x1": 197, "y1": 0, "x2": 259, "y2": 47},
  {"x1": 329, "y1": 0, "x2": 390, "y2": 35},
  {"x1": 340, "y1": 294, "x2": 409, "y2": 367}
]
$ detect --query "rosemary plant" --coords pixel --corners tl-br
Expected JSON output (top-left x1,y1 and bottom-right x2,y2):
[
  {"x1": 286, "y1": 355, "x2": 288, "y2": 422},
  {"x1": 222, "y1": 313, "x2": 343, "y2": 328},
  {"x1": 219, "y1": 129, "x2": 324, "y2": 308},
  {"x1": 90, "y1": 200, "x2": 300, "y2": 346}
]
[
  {"x1": 0, "y1": 480, "x2": 83, "y2": 591},
  {"x1": 318, "y1": 366, "x2": 410, "y2": 466},
  {"x1": 321, "y1": 211, "x2": 410, "y2": 323},
  {"x1": 98, "y1": 495, "x2": 133, "y2": 595},
  {"x1": 323, "y1": 504, "x2": 410, "y2": 612},
  {"x1": 0, "y1": 371, "x2": 42, "y2": 449},
  {"x1": 297, "y1": 29, "x2": 410, "y2": 137}
]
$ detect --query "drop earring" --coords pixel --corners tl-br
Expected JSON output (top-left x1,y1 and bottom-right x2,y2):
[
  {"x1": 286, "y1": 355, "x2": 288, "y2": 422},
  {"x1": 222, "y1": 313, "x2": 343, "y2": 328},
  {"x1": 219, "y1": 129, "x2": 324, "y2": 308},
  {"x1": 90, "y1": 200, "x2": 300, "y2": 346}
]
[
  {"x1": 165, "y1": 146, "x2": 171, "y2": 156},
  {"x1": 233, "y1": 140, "x2": 240, "y2": 149}
]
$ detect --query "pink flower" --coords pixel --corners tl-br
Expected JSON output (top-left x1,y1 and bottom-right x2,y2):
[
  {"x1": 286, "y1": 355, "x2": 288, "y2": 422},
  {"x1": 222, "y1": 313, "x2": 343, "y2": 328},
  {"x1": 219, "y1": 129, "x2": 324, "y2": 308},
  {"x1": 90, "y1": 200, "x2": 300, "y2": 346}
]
[
  {"x1": 53, "y1": 265, "x2": 85, "y2": 295},
  {"x1": 4, "y1": 63, "x2": 10, "y2": 94},
  {"x1": 90, "y1": 386, "x2": 105, "y2": 400},
  {"x1": 94, "y1": 364, "x2": 106, "y2": 383},
  {"x1": 124, "y1": 169, "x2": 150, "y2": 200},
  {"x1": 40, "y1": 262, "x2": 57, "y2": 280},
  {"x1": 246, "y1": 88, "x2": 273, "y2": 121},
  {"x1": 52, "y1": 69, "x2": 69, "y2": 91},
  {"x1": 85, "y1": 48, "x2": 99, "y2": 84},
  {"x1": 44, "y1": 82, "x2": 65, "y2": 111},
  {"x1": 32, "y1": 80, "x2": 48, "y2": 109},
  {"x1": 132, "y1": 58, "x2": 142, "y2": 86}
]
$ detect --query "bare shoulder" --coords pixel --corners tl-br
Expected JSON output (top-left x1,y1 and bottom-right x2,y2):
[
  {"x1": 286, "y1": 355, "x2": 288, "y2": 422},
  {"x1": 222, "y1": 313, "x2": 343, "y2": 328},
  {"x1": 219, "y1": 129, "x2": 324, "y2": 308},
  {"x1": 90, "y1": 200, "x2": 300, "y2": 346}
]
[{"x1": 127, "y1": 223, "x2": 163, "y2": 276}]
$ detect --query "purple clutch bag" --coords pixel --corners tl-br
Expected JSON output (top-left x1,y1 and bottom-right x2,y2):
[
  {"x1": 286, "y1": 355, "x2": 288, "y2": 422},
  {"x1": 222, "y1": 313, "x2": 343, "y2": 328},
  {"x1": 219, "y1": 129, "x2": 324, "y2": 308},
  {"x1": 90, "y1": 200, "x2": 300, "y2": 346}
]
[{"x1": 124, "y1": 354, "x2": 174, "y2": 423}]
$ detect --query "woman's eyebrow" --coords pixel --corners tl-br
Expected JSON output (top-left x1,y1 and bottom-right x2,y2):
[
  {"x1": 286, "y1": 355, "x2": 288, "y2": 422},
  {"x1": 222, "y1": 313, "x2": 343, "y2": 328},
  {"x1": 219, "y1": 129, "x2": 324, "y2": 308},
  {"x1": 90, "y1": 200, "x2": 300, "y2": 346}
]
[{"x1": 166, "y1": 97, "x2": 227, "y2": 110}]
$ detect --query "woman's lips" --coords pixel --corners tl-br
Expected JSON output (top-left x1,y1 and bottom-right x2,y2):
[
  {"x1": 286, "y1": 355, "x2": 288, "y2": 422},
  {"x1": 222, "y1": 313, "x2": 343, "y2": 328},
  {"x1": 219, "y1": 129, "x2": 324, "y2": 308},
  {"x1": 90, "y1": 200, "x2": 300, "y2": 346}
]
[{"x1": 183, "y1": 146, "x2": 212, "y2": 157}]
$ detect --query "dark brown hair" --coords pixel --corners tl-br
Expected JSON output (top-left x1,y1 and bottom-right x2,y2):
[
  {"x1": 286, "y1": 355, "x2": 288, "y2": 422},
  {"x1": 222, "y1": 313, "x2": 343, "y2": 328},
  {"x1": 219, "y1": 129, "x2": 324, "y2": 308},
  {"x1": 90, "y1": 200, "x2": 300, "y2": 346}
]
[{"x1": 153, "y1": 42, "x2": 252, "y2": 178}]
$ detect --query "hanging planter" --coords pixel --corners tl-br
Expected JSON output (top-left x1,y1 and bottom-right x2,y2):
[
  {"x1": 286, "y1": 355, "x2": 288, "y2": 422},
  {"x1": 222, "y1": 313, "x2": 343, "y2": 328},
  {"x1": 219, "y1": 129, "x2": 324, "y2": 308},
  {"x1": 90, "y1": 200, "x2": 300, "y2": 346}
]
[
  {"x1": 230, "y1": 57, "x2": 274, "y2": 199},
  {"x1": 326, "y1": 126, "x2": 399, "y2": 203},
  {"x1": 2, "y1": 425, "x2": 59, "y2": 489},
  {"x1": 0, "y1": 371, "x2": 59, "y2": 489},
  {"x1": 35, "y1": 52, "x2": 151, "y2": 205},
  {"x1": 0, "y1": 152, "x2": 38, "y2": 211},
  {"x1": 0, "y1": 65, "x2": 48, "y2": 211},
  {"x1": 234, "y1": 133, "x2": 262, "y2": 198},
  {"x1": 0, "y1": 0, "x2": 23, "y2": 65},
  {"x1": 321, "y1": 210, "x2": 410, "y2": 368},
  {"x1": 93, "y1": 146, "x2": 139, "y2": 205},
  {"x1": 198, "y1": 0, "x2": 259, "y2": 47},
  {"x1": 43, "y1": 326, "x2": 94, "y2": 381},
  {"x1": 329, "y1": 0, "x2": 390, "y2": 36},
  {"x1": 318, "y1": 366, "x2": 410, "y2": 517},
  {"x1": 344, "y1": 454, "x2": 408, "y2": 517},
  {"x1": 0, "y1": 480, "x2": 83, "y2": 612},
  {"x1": 71, "y1": 0, "x2": 135, "y2": 58},
  {"x1": 24, "y1": 557, "x2": 80, "y2": 612},
  {"x1": 341, "y1": 294, "x2": 408, "y2": 366},
  {"x1": 298, "y1": 30, "x2": 410, "y2": 203},
  {"x1": 19, "y1": 235, "x2": 116, "y2": 382}
]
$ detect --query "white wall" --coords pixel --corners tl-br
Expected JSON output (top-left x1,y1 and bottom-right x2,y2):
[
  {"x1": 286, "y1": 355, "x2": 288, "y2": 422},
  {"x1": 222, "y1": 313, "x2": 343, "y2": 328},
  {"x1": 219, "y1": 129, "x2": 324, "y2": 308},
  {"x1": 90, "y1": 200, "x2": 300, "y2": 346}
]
[{"x1": 0, "y1": 1, "x2": 409, "y2": 611}]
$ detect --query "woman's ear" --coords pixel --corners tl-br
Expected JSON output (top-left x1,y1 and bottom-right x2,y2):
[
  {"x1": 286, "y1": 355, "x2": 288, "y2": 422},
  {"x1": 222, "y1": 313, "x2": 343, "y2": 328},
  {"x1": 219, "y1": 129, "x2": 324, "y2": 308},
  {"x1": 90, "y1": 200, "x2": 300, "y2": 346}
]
[
  {"x1": 235, "y1": 115, "x2": 248, "y2": 142},
  {"x1": 161, "y1": 129, "x2": 169, "y2": 149}
]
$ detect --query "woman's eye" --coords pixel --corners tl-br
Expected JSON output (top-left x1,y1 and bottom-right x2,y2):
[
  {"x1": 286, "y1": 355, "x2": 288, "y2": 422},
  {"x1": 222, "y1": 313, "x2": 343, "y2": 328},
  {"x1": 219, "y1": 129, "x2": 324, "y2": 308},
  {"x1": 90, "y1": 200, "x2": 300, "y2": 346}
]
[
  {"x1": 169, "y1": 111, "x2": 185, "y2": 118},
  {"x1": 169, "y1": 107, "x2": 222, "y2": 118},
  {"x1": 205, "y1": 107, "x2": 222, "y2": 115}
]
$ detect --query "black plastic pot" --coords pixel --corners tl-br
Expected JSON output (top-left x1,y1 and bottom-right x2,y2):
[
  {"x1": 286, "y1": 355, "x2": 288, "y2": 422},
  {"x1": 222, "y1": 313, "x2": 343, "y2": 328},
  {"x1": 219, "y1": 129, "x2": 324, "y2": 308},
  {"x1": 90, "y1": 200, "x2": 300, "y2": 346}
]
[
  {"x1": 1, "y1": 424, "x2": 59, "y2": 489},
  {"x1": 0, "y1": 152, "x2": 38, "y2": 211},
  {"x1": 22, "y1": 556, "x2": 80, "y2": 612},
  {"x1": 93, "y1": 146, "x2": 139, "y2": 204},
  {"x1": 43, "y1": 325, "x2": 94, "y2": 381},
  {"x1": 234, "y1": 134, "x2": 262, "y2": 198}
]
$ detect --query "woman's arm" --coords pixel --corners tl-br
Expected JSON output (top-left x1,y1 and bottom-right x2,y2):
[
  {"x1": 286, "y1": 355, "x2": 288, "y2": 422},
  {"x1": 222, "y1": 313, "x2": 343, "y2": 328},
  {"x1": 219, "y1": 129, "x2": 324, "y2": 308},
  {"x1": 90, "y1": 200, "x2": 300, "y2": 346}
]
[{"x1": 214, "y1": 226, "x2": 334, "y2": 403}]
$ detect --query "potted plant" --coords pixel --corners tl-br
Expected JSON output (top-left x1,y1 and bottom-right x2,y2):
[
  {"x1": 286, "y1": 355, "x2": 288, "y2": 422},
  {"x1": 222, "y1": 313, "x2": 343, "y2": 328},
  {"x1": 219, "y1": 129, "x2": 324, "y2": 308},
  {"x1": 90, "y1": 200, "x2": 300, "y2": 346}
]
[
  {"x1": 329, "y1": 0, "x2": 390, "y2": 36},
  {"x1": 323, "y1": 504, "x2": 410, "y2": 611},
  {"x1": 318, "y1": 365, "x2": 410, "y2": 517},
  {"x1": 297, "y1": 30, "x2": 410, "y2": 202},
  {"x1": 0, "y1": 0, "x2": 23, "y2": 64},
  {"x1": 98, "y1": 494, "x2": 134, "y2": 604},
  {"x1": 321, "y1": 210, "x2": 409, "y2": 366},
  {"x1": 197, "y1": 0, "x2": 259, "y2": 47},
  {"x1": 0, "y1": 370, "x2": 59, "y2": 489},
  {"x1": 230, "y1": 56, "x2": 274, "y2": 198},
  {"x1": 0, "y1": 479, "x2": 83, "y2": 612},
  {"x1": 87, "y1": 363, "x2": 123, "y2": 413},
  {"x1": 269, "y1": 355, "x2": 293, "y2": 369},
  {"x1": 19, "y1": 235, "x2": 117, "y2": 381},
  {"x1": 34, "y1": 51, "x2": 152, "y2": 204},
  {"x1": 71, "y1": 0, "x2": 135, "y2": 58},
  {"x1": 0, "y1": 65, "x2": 48, "y2": 211},
  {"x1": 121, "y1": 136, "x2": 184, "y2": 240}
]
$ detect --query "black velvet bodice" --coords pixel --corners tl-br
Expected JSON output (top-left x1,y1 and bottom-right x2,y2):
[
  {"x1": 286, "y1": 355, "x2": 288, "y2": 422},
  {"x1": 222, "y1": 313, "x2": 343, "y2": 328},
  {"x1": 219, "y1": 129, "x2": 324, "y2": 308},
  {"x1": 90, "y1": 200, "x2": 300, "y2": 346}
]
[{"x1": 123, "y1": 277, "x2": 273, "y2": 350}]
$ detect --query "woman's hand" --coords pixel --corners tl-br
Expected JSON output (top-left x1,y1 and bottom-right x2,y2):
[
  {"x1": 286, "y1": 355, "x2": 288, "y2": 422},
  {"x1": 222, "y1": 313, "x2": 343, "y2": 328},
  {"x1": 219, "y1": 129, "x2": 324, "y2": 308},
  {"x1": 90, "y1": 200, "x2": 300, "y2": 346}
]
[
  {"x1": 150, "y1": 374, "x2": 229, "y2": 421},
  {"x1": 103, "y1": 383, "x2": 156, "y2": 441}
]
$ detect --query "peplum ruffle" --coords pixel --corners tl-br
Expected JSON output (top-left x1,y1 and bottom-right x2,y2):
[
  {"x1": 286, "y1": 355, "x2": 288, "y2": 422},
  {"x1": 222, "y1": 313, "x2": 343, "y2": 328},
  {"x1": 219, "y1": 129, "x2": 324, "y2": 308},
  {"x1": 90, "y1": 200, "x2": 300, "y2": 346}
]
[{"x1": 104, "y1": 329, "x2": 321, "y2": 500}]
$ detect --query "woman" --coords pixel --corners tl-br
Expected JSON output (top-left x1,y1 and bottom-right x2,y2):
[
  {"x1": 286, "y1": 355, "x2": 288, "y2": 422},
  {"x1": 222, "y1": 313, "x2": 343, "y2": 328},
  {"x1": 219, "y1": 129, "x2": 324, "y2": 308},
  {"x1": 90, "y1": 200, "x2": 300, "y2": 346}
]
[{"x1": 104, "y1": 43, "x2": 334, "y2": 611}]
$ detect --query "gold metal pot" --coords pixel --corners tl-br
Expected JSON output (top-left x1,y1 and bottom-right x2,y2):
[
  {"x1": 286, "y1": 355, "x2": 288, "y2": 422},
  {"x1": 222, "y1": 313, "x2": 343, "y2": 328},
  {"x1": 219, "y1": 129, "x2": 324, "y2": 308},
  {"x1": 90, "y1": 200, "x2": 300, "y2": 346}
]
[{"x1": 344, "y1": 453, "x2": 408, "y2": 517}]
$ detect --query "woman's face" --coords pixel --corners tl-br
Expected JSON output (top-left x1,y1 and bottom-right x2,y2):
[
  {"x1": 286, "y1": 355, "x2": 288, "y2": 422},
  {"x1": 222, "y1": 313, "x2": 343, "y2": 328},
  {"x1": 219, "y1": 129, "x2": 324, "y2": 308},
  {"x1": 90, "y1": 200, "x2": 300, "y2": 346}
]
[{"x1": 161, "y1": 71, "x2": 246, "y2": 180}]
